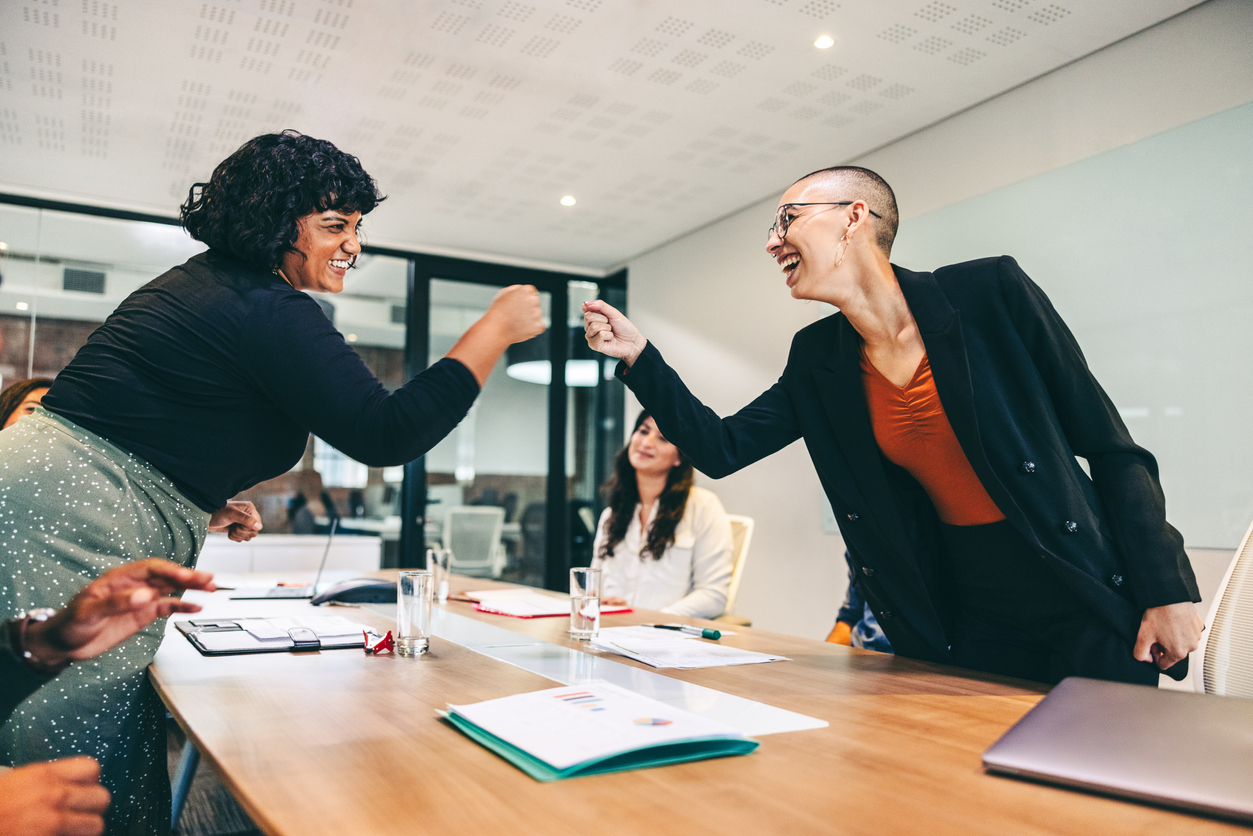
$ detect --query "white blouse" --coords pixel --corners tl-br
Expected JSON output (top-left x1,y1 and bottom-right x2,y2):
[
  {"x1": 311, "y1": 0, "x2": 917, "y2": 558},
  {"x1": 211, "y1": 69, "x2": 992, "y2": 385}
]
[{"x1": 590, "y1": 486, "x2": 734, "y2": 619}]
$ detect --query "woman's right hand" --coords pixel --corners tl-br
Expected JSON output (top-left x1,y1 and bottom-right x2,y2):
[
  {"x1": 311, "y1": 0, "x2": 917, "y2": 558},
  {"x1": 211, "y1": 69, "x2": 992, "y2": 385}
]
[
  {"x1": 583, "y1": 300, "x2": 647, "y2": 366},
  {"x1": 485, "y1": 285, "x2": 546, "y2": 345}
]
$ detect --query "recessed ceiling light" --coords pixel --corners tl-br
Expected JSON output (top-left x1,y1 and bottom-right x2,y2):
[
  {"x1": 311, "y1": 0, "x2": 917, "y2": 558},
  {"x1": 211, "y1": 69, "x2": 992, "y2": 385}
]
[
  {"x1": 814, "y1": 35, "x2": 835, "y2": 49},
  {"x1": 560, "y1": 195, "x2": 576, "y2": 207},
  {"x1": 347, "y1": 333, "x2": 358, "y2": 342},
  {"x1": 0, "y1": 242, "x2": 8, "y2": 251},
  {"x1": 16, "y1": 302, "x2": 29, "y2": 311}
]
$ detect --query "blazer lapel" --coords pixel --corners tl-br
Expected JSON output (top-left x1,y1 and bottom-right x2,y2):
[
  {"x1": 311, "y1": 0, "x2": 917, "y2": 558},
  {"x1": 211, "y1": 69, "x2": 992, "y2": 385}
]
[
  {"x1": 811, "y1": 316, "x2": 914, "y2": 556},
  {"x1": 895, "y1": 266, "x2": 1019, "y2": 520}
]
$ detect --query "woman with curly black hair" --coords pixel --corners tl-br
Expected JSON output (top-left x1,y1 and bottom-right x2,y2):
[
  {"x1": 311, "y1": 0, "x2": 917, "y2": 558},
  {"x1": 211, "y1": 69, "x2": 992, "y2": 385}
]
[
  {"x1": 0, "y1": 131, "x2": 544, "y2": 835},
  {"x1": 591, "y1": 412, "x2": 734, "y2": 619}
]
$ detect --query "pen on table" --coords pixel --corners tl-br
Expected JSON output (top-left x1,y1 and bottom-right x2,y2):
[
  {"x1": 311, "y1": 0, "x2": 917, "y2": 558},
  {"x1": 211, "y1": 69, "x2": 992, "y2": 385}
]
[{"x1": 640, "y1": 623, "x2": 721, "y2": 640}]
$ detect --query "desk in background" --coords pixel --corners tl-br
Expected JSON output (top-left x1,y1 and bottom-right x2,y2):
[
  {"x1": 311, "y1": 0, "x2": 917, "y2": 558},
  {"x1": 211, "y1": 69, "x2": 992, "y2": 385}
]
[{"x1": 151, "y1": 573, "x2": 1244, "y2": 836}]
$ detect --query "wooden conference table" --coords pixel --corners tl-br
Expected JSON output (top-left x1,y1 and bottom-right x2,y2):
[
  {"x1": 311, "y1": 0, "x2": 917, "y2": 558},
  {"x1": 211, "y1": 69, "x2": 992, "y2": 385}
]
[{"x1": 151, "y1": 573, "x2": 1245, "y2": 836}]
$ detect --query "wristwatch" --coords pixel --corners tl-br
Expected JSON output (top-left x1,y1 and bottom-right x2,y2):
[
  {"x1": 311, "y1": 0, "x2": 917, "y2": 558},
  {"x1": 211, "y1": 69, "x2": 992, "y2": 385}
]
[{"x1": 10, "y1": 608, "x2": 68, "y2": 675}]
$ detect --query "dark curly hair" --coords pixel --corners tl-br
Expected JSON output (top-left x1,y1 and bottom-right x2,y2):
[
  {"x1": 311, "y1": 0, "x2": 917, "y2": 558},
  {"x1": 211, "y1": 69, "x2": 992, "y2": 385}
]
[
  {"x1": 598, "y1": 412, "x2": 695, "y2": 562},
  {"x1": 180, "y1": 130, "x2": 385, "y2": 270}
]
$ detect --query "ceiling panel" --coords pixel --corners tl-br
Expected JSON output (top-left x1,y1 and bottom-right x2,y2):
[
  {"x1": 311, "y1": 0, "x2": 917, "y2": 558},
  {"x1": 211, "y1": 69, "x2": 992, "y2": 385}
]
[{"x1": 0, "y1": 0, "x2": 1203, "y2": 270}]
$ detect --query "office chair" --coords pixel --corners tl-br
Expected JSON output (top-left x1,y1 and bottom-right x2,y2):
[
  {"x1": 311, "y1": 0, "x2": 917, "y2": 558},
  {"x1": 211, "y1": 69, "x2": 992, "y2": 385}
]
[
  {"x1": 1195, "y1": 517, "x2": 1253, "y2": 698},
  {"x1": 716, "y1": 515, "x2": 755, "y2": 627},
  {"x1": 443, "y1": 506, "x2": 506, "y2": 578}
]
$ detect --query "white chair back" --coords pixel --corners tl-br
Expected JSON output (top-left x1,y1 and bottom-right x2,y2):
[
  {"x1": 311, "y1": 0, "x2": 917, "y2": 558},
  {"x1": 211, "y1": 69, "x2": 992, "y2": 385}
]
[
  {"x1": 443, "y1": 506, "x2": 506, "y2": 578},
  {"x1": 723, "y1": 515, "x2": 755, "y2": 618},
  {"x1": 1195, "y1": 518, "x2": 1253, "y2": 697}
]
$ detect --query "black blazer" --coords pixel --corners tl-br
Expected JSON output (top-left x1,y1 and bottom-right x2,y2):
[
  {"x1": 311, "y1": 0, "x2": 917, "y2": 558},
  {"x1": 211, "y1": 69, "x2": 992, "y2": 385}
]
[{"x1": 618, "y1": 256, "x2": 1199, "y2": 666}]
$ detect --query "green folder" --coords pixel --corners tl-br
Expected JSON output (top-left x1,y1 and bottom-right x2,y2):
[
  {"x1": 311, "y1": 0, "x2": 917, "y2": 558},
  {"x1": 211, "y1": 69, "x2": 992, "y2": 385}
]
[{"x1": 442, "y1": 711, "x2": 760, "y2": 782}]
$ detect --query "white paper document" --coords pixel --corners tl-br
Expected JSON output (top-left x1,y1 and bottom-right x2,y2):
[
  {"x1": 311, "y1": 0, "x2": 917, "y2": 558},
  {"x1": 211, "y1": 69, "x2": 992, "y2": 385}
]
[
  {"x1": 590, "y1": 626, "x2": 789, "y2": 669},
  {"x1": 467, "y1": 588, "x2": 630, "y2": 618},
  {"x1": 186, "y1": 616, "x2": 369, "y2": 653},
  {"x1": 446, "y1": 680, "x2": 750, "y2": 771}
]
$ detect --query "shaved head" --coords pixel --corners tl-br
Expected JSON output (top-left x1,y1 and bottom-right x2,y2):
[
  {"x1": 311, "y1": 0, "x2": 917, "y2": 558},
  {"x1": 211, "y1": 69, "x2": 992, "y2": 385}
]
[{"x1": 792, "y1": 166, "x2": 899, "y2": 255}]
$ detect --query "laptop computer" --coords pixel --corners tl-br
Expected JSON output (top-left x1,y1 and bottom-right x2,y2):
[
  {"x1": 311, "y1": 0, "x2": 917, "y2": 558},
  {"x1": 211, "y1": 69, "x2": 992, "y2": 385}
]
[
  {"x1": 229, "y1": 520, "x2": 337, "y2": 600},
  {"x1": 982, "y1": 676, "x2": 1253, "y2": 824}
]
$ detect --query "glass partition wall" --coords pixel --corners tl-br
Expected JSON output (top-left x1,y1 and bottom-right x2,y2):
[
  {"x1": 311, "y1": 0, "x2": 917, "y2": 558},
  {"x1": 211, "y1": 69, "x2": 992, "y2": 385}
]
[{"x1": 0, "y1": 197, "x2": 626, "y2": 589}]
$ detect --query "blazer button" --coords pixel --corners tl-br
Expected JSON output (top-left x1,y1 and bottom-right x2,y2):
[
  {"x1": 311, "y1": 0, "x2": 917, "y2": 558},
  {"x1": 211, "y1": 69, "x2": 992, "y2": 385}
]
[
  {"x1": 847, "y1": 513, "x2": 859, "y2": 522},
  {"x1": 1020, "y1": 461, "x2": 1036, "y2": 474},
  {"x1": 1061, "y1": 520, "x2": 1079, "y2": 534},
  {"x1": 1110, "y1": 574, "x2": 1125, "y2": 587},
  {"x1": 861, "y1": 566, "x2": 876, "y2": 578}
]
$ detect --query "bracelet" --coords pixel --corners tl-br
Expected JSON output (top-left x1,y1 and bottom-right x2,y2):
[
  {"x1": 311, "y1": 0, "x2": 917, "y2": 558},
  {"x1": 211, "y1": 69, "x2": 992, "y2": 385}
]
[{"x1": 11, "y1": 609, "x2": 70, "y2": 676}]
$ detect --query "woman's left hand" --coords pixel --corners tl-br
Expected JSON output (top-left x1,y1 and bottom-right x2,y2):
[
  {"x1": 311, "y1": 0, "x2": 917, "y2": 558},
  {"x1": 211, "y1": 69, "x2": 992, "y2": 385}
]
[
  {"x1": 209, "y1": 500, "x2": 263, "y2": 542},
  {"x1": 1133, "y1": 601, "x2": 1204, "y2": 670},
  {"x1": 602, "y1": 596, "x2": 629, "y2": 607}
]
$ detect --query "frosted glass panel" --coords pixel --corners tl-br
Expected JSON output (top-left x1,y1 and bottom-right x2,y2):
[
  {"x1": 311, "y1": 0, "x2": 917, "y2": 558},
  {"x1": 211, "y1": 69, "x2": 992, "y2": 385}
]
[{"x1": 890, "y1": 100, "x2": 1253, "y2": 547}]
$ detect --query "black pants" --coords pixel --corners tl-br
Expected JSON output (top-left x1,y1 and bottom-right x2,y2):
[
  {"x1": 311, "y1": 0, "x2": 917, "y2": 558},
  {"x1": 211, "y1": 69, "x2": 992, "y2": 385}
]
[{"x1": 940, "y1": 520, "x2": 1158, "y2": 686}]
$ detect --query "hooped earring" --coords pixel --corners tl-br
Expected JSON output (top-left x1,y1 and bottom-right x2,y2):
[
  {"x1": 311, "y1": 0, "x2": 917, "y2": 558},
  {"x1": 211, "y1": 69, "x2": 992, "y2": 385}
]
[{"x1": 833, "y1": 227, "x2": 852, "y2": 270}]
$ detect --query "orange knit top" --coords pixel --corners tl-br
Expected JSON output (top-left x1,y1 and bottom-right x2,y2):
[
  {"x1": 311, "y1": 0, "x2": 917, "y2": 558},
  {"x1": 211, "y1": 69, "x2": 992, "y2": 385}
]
[{"x1": 859, "y1": 346, "x2": 1005, "y2": 526}]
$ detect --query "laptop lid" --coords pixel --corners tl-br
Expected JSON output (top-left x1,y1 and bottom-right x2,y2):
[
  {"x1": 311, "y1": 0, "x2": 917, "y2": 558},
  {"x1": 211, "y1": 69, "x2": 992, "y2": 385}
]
[{"x1": 983, "y1": 677, "x2": 1253, "y2": 824}]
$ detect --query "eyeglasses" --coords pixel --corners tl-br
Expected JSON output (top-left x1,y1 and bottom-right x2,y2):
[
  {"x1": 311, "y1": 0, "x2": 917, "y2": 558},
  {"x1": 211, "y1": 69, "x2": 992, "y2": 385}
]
[{"x1": 768, "y1": 202, "x2": 882, "y2": 242}]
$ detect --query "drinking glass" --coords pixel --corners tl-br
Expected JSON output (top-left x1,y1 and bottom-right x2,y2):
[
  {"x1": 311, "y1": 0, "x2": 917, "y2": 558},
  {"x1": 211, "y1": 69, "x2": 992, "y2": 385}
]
[
  {"x1": 397, "y1": 570, "x2": 434, "y2": 656},
  {"x1": 426, "y1": 548, "x2": 451, "y2": 605},
  {"x1": 569, "y1": 567, "x2": 601, "y2": 641}
]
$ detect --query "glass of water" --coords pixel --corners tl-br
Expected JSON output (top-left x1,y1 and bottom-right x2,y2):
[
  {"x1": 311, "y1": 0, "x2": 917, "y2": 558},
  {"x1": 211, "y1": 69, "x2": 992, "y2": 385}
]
[
  {"x1": 396, "y1": 570, "x2": 433, "y2": 656},
  {"x1": 426, "y1": 548, "x2": 451, "y2": 605},
  {"x1": 569, "y1": 567, "x2": 601, "y2": 641}
]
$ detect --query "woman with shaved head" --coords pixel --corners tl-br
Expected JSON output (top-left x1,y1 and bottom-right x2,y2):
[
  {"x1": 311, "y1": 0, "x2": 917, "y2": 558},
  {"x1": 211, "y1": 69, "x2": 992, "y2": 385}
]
[{"x1": 584, "y1": 165, "x2": 1202, "y2": 687}]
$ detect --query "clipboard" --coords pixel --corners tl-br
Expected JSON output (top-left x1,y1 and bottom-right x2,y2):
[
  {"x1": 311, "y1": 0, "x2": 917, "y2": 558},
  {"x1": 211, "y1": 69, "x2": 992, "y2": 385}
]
[{"x1": 175, "y1": 617, "x2": 368, "y2": 656}]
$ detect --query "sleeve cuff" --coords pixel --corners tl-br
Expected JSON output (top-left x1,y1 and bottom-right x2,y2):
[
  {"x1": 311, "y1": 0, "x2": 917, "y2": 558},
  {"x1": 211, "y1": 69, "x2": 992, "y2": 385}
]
[{"x1": 615, "y1": 342, "x2": 662, "y2": 384}]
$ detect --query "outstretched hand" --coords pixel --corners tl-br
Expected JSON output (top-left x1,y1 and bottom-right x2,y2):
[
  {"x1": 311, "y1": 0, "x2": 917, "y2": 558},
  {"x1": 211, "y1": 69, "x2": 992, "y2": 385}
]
[
  {"x1": 1134, "y1": 601, "x2": 1204, "y2": 671},
  {"x1": 25, "y1": 559, "x2": 216, "y2": 667},
  {"x1": 209, "y1": 500, "x2": 263, "y2": 542},
  {"x1": 583, "y1": 300, "x2": 647, "y2": 366}
]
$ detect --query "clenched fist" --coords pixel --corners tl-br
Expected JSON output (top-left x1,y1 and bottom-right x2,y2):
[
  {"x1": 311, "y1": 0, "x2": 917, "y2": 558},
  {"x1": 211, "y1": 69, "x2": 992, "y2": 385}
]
[
  {"x1": 583, "y1": 300, "x2": 647, "y2": 366},
  {"x1": 485, "y1": 284, "x2": 546, "y2": 346}
]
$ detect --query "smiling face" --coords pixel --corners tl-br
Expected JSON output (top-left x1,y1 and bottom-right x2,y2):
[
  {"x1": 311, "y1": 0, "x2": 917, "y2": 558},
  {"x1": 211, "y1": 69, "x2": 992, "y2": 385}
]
[
  {"x1": 766, "y1": 176, "x2": 866, "y2": 303},
  {"x1": 277, "y1": 209, "x2": 363, "y2": 293},
  {"x1": 627, "y1": 417, "x2": 682, "y2": 480}
]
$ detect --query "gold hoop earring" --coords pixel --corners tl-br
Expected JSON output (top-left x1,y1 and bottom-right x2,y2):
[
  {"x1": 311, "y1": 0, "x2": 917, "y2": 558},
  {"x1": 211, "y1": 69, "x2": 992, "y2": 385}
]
[{"x1": 833, "y1": 230, "x2": 851, "y2": 269}]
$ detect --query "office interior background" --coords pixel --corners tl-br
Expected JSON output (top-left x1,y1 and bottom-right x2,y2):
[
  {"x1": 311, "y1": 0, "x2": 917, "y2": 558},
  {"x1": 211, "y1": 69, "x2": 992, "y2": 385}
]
[{"x1": 1, "y1": 0, "x2": 1251, "y2": 638}]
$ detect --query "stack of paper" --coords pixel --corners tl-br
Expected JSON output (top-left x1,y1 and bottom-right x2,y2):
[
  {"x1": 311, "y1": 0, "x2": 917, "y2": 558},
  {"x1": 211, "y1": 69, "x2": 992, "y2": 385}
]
[
  {"x1": 465, "y1": 588, "x2": 631, "y2": 618},
  {"x1": 590, "y1": 625, "x2": 789, "y2": 669},
  {"x1": 443, "y1": 680, "x2": 758, "y2": 781}
]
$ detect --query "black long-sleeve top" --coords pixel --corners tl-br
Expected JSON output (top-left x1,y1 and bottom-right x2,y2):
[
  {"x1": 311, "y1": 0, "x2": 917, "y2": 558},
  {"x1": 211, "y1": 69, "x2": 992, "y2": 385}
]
[{"x1": 43, "y1": 250, "x2": 479, "y2": 512}]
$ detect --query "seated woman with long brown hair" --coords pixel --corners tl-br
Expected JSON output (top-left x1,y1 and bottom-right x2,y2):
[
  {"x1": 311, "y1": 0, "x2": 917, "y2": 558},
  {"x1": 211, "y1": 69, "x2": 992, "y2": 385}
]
[{"x1": 591, "y1": 412, "x2": 734, "y2": 619}]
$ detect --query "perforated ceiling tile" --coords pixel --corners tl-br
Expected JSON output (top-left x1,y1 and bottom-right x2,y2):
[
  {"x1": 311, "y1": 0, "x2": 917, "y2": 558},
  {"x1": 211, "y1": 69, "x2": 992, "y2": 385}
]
[
  {"x1": 947, "y1": 46, "x2": 987, "y2": 65},
  {"x1": 845, "y1": 73, "x2": 882, "y2": 91},
  {"x1": 696, "y1": 28, "x2": 735, "y2": 48},
  {"x1": 811, "y1": 64, "x2": 849, "y2": 80},
  {"x1": 986, "y1": 27, "x2": 1027, "y2": 46},
  {"x1": 655, "y1": 16, "x2": 695, "y2": 37},
  {"x1": 709, "y1": 60, "x2": 746, "y2": 77},
  {"x1": 546, "y1": 14, "x2": 581, "y2": 34},
  {"x1": 1027, "y1": 4, "x2": 1071, "y2": 24},
  {"x1": 737, "y1": 40, "x2": 774, "y2": 60},
  {"x1": 0, "y1": 0, "x2": 1206, "y2": 268},
  {"x1": 607, "y1": 57, "x2": 642, "y2": 75},
  {"x1": 913, "y1": 36, "x2": 952, "y2": 55},
  {"x1": 950, "y1": 14, "x2": 993, "y2": 34},
  {"x1": 797, "y1": 0, "x2": 839, "y2": 18},
  {"x1": 877, "y1": 24, "x2": 917, "y2": 44},
  {"x1": 878, "y1": 83, "x2": 914, "y2": 100},
  {"x1": 671, "y1": 49, "x2": 708, "y2": 68}
]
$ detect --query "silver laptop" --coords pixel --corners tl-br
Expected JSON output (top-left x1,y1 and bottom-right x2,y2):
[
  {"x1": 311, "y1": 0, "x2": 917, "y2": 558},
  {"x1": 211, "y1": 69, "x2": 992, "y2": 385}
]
[{"x1": 983, "y1": 677, "x2": 1253, "y2": 824}]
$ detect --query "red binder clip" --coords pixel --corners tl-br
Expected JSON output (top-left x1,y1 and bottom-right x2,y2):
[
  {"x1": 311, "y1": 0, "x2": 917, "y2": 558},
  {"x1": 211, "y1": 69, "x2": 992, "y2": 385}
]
[{"x1": 364, "y1": 630, "x2": 394, "y2": 655}]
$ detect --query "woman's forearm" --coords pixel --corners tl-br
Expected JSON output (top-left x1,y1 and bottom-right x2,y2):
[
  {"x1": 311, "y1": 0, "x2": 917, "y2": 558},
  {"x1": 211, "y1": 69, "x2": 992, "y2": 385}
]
[{"x1": 445, "y1": 317, "x2": 512, "y2": 388}]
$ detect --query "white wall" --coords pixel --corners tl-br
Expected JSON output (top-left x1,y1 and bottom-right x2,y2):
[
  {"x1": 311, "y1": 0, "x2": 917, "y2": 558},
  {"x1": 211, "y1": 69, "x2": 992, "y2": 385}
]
[{"x1": 624, "y1": 0, "x2": 1253, "y2": 638}]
